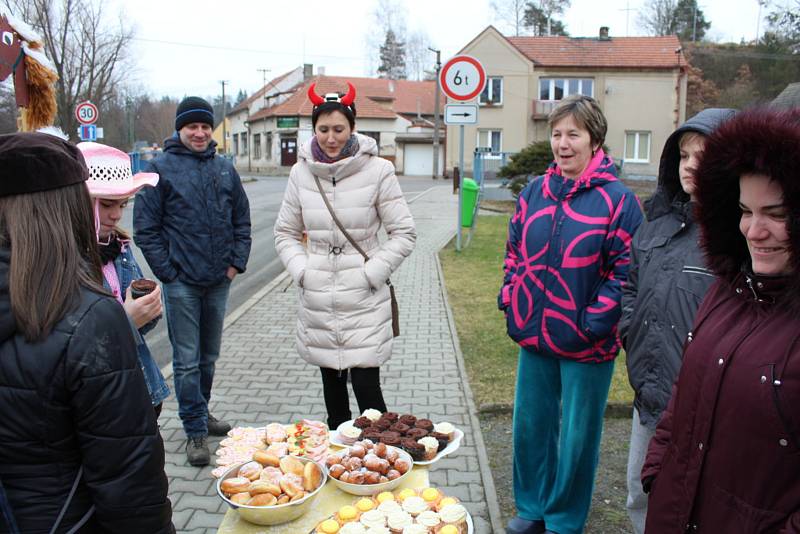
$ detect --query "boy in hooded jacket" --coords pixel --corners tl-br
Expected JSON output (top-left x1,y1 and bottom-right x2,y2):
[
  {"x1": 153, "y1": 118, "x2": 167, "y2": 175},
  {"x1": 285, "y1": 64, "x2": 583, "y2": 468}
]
[{"x1": 618, "y1": 107, "x2": 735, "y2": 534}]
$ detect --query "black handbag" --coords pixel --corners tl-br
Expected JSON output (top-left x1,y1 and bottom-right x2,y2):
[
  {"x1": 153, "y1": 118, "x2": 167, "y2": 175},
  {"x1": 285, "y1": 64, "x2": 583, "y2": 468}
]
[{"x1": 312, "y1": 175, "x2": 400, "y2": 337}]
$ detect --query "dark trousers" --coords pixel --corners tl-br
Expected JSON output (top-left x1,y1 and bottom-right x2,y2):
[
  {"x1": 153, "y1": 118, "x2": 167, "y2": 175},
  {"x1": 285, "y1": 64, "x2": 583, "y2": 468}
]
[{"x1": 320, "y1": 367, "x2": 387, "y2": 429}]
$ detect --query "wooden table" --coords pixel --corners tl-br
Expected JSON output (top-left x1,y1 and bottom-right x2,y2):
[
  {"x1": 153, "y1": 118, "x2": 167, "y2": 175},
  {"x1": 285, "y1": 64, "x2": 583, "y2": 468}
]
[{"x1": 216, "y1": 467, "x2": 429, "y2": 534}]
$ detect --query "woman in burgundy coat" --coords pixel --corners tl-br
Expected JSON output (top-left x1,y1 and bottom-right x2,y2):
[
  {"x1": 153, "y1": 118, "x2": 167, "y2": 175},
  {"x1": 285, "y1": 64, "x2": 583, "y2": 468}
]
[{"x1": 642, "y1": 108, "x2": 800, "y2": 533}]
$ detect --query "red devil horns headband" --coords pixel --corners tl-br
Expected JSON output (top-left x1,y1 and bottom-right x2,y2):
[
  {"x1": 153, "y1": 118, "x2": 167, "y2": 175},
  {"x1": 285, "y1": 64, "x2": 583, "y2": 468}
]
[{"x1": 307, "y1": 82, "x2": 356, "y2": 107}]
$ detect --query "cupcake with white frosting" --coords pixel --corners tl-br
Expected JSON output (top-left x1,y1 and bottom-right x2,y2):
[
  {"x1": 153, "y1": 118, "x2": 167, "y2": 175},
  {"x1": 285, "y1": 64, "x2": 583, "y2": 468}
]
[
  {"x1": 401, "y1": 496, "x2": 428, "y2": 517},
  {"x1": 362, "y1": 409, "x2": 383, "y2": 422},
  {"x1": 432, "y1": 422, "x2": 455, "y2": 441},
  {"x1": 438, "y1": 503, "x2": 468, "y2": 533},
  {"x1": 417, "y1": 437, "x2": 439, "y2": 461},
  {"x1": 359, "y1": 510, "x2": 386, "y2": 530},
  {"x1": 386, "y1": 510, "x2": 413, "y2": 533},
  {"x1": 338, "y1": 424, "x2": 363, "y2": 446}
]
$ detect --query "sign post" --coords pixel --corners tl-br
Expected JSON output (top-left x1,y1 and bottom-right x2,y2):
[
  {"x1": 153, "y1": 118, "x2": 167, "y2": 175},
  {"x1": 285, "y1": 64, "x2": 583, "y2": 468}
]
[
  {"x1": 75, "y1": 101, "x2": 99, "y2": 142},
  {"x1": 440, "y1": 55, "x2": 486, "y2": 251}
]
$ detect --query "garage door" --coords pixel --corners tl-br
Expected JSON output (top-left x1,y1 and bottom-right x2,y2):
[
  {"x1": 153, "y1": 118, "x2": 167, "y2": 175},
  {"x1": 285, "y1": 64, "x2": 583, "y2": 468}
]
[{"x1": 403, "y1": 144, "x2": 444, "y2": 176}]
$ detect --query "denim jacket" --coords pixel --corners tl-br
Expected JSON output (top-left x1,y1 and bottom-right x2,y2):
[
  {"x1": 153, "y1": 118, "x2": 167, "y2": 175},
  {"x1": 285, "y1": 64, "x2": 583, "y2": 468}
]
[{"x1": 104, "y1": 243, "x2": 170, "y2": 406}]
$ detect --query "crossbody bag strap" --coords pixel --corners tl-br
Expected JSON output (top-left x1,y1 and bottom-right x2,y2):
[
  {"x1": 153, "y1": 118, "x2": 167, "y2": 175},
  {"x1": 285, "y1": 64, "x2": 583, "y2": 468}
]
[
  {"x1": 49, "y1": 466, "x2": 95, "y2": 534},
  {"x1": 312, "y1": 174, "x2": 370, "y2": 261}
]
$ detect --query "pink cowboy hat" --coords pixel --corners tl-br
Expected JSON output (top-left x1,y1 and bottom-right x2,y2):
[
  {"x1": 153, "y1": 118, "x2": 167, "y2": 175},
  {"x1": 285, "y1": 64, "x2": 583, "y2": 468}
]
[{"x1": 77, "y1": 142, "x2": 158, "y2": 199}]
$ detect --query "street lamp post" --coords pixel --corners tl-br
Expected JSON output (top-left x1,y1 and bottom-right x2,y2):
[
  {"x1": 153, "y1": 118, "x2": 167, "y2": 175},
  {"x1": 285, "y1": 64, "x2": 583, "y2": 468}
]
[{"x1": 428, "y1": 47, "x2": 442, "y2": 180}]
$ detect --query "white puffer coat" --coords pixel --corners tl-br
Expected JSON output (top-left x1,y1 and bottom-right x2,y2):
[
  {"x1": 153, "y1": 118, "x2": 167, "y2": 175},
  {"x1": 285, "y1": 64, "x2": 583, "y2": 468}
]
[{"x1": 274, "y1": 133, "x2": 416, "y2": 370}]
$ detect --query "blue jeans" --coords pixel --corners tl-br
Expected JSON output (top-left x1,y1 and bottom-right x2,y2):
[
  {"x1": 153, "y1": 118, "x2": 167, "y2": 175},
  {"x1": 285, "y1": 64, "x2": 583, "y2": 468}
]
[
  {"x1": 163, "y1": 278, "x2": 231, "y2": 438},
  {"x1": 513, "y1": 347, "x2": 614, "y2": 534}
]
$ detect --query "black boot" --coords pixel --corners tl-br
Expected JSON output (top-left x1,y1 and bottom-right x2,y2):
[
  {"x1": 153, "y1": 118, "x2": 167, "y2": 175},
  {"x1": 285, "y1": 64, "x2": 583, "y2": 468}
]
[
  {"x1": 507, "y1": 516, "x2": 546, "y2": 534},
  {"x1": 207, "y1": 414, "x2": 232, "y2": 436},
  {"x1": 185, "y1": 436, "x2": 210, "y2": 466}
]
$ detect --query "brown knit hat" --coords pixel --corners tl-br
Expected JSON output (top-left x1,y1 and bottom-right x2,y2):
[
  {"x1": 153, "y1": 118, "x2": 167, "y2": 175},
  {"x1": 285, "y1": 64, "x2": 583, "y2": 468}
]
[{"x1": 0, "y1": 132, "x2": 88, "y2": 197}]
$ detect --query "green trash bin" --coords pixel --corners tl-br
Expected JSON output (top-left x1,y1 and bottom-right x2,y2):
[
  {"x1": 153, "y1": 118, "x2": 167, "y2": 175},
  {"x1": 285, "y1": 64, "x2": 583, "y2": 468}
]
[{"x1": 461, "y1": 178, "x2": 479, "y2": 227}]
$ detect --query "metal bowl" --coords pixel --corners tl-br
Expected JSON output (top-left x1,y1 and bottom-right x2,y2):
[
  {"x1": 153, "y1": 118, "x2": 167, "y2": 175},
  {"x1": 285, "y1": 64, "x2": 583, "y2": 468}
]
[
  {"x1": 216, "y1": 457, "x2": 327, "y2": 526},
  {"x1": 325, "y1": 445, "x2": 414, "y2": 496}
]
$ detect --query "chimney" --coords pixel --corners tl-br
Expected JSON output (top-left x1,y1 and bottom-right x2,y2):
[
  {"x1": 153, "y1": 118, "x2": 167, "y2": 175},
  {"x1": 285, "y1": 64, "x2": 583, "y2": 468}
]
[
  {"x1": 317, "y1": 66, "x2": 326, "y2": 76},
  {"x1": 599, "y1": 26, "x2": 610, "y2": 40},
  {"x1": 303, "y1": 63, "x2": 313, "y2": 80}
]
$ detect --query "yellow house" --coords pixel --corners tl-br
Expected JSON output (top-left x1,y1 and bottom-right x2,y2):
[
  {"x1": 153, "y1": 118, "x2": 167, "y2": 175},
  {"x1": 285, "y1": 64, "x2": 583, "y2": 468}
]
[
  {"x1": 212, "y1": 117, "x2": 231, "y2": 155},
  {"x1": 446, "y1": 26, "x2": 688, "y2": 178}
]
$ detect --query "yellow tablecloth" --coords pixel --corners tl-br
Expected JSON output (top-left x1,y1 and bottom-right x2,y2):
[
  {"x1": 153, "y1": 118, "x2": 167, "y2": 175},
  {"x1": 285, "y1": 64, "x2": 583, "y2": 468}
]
[{"x1": 216, "y1": 467, "x2": 429, "y2": 534}]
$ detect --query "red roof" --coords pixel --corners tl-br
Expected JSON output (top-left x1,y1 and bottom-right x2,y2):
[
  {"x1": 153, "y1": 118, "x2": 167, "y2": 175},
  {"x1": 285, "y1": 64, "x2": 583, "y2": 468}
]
[
  {"x1": 249, "y1": 75, "x2": 444, "y2": 122},
  {"x1": 506, "y1": 35, "x2": 684, "y2": 69},
  {"x1": 231, "y1": 68, "x2": 297, "y2": 113}
]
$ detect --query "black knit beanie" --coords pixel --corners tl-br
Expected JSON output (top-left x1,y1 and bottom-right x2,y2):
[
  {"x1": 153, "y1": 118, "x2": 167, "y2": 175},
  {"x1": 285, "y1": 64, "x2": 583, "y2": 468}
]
[{"x1": 175, "y1": 96, "x2": 215, "y2": 131}]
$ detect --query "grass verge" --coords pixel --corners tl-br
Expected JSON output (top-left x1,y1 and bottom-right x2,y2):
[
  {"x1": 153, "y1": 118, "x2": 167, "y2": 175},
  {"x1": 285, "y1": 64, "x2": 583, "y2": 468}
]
[{"x1": 439, "y1": 214, "x2": 634, "y2": 409}]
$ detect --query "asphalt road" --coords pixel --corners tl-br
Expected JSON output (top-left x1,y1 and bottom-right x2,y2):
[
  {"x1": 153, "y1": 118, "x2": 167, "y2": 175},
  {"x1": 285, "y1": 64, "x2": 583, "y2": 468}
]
[{"x1": 120, "y1": 174, "x2": 447, "y2": 368}]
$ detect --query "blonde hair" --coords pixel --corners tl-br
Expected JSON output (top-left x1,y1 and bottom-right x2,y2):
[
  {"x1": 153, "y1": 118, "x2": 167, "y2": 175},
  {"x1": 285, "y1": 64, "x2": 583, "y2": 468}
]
[
  {"x1": 678, "y1": 131, "x2": 706, "y2": 150},
  {"x1": 548, "y1": 95, "x2": 608, "y2": 148}
]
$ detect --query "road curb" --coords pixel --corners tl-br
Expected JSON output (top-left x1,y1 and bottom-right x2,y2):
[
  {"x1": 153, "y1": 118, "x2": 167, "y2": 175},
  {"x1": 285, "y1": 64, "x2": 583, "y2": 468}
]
[{"x1": 435, "y1": 248, "x2": 506, "y2": 534}]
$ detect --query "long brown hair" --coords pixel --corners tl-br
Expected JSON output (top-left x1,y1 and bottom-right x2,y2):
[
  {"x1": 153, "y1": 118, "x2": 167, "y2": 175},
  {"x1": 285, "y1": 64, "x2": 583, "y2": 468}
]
[{"x1": 0, "y1": 182, "x2": 106, "y2": 342}]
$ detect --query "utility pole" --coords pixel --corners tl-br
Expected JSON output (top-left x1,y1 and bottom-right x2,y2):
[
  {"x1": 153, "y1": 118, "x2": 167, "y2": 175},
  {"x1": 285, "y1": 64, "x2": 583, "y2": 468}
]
[
  {"x1": 429, "y1": 46, "x2": 442, "y2": 180},
  {"x1": 755, "y1": 0, "x2": 767, "y2": 44},
  {"x1": 619, "y1": 0, "x2": 636, "y2": 36},
  {"x1": 220, "y1": 80, "x2": 228, "y2": 154},
  {"x1": 257, "y1": 68, "x2": 270, "y2": 163}
]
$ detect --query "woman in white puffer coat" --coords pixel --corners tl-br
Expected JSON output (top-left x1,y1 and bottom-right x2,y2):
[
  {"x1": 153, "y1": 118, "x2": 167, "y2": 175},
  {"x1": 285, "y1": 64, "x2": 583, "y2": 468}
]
[{"x1": 274, "y1": 81, "x2": 416, "y2": 429}]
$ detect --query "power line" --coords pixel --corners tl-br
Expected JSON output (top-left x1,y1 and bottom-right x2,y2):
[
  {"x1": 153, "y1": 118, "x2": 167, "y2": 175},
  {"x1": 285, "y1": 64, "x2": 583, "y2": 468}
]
[{"x1": 131, "y1": 37, "x2": 364, "y2": 62}]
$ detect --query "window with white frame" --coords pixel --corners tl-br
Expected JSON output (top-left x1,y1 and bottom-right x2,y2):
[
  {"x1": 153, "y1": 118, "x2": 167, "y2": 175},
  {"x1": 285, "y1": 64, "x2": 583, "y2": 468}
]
[
  {"x1": 538, "y1": 78, "x2": 594, "y2": 101},
  {"x1": 479, "y1": 77, "x2": 503, "y2": 105},
  {"x1": 624, "y1": 131, "x2": 651, "y2": 163},
  {"x1": 477, "y1": 129, "x2": 502, "y2": 154}
]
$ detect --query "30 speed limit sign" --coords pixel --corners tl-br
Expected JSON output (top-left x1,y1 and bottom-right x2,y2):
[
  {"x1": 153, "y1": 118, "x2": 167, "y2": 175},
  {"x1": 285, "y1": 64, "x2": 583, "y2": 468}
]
[
  {"x1": 439, "y1": 55, "x2": 487, "y2": 102},
  {"x1": 75, "y1": 101, "x2": 99, "y2": 125}
]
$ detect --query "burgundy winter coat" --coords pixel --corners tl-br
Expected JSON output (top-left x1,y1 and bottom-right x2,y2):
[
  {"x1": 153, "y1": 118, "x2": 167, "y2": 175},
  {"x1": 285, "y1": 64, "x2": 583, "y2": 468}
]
[{"x1": 642, "y1": 109, "x2": 800, "y2": 533}]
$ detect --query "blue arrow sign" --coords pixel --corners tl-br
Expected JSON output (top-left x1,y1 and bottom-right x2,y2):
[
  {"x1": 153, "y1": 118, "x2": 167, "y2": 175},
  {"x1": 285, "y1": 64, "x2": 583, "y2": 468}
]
[{"x1": 77, "y1": 124, "x2": 97, "y2": 142}]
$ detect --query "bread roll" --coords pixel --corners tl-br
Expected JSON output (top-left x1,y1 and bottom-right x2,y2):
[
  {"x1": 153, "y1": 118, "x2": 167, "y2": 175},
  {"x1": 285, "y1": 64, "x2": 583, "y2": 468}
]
[
  {"x1": 230, "y1": 492, "x2": 251, "y2": 505},
  {"x1": 279, "y1": 456, "x2": 305, "y2": 477},
  {"x1": 247, "y1": 493, "x2": 277, "y2": 507},
  {"x1": 221, "y1": 477, "x2": 251, "y2": 495},
  {"x1": 238, "y1": 461, "x2": 263, "y2": 481},
  {"x1": 252, "y1": 450, "x2": 281, "y2": 468},
  {"x1": 303, "y1": 461, "x2": 322, "y2": 492},
  {"x1": 248, "y1": 481, "x2": 281, "y2": 497}
]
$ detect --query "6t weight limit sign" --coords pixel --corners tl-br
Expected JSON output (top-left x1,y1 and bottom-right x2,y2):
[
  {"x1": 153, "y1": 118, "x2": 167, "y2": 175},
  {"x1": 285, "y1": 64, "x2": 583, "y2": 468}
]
[{"x1": 439, "y1": 55, "x2": 486, "y2": 102}]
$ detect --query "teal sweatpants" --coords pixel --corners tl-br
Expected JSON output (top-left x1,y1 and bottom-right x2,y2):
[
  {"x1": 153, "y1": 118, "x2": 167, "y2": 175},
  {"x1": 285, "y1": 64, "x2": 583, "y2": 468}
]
[{"x1": 512, "y1": 347, "x2": 614, "y2": 534}]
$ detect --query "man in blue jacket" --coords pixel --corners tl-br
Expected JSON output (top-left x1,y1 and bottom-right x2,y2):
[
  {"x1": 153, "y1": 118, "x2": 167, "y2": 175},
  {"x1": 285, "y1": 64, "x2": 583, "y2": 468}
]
[{"x1": 134, "y1": 96, "x2": 252, "y2": 466}]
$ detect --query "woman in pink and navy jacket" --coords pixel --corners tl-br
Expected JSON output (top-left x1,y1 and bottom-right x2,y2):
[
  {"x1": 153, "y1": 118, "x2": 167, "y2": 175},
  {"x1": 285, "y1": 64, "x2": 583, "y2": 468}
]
[{"x1": 500, "y1": 95, "x2": 643, "y2": 534}]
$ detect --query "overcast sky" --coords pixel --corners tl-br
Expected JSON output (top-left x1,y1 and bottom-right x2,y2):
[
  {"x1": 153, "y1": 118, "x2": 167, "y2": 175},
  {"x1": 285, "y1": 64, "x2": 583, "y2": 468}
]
[{"x1": 109, "y1": 0, "x2": 769, "y2": 99}]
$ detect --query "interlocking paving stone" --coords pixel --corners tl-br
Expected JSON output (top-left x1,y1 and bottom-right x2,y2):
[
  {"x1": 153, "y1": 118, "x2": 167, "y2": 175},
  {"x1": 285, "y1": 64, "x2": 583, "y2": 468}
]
[{"x1": 162, "y1": 186, "x2": 502, "y2": 533}]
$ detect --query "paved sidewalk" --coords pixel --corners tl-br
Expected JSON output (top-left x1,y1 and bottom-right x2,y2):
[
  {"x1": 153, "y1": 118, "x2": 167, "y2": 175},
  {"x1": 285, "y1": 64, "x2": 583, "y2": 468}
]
[{"x1": 160, "y1": 185, "x2": 503, "y2": 533}]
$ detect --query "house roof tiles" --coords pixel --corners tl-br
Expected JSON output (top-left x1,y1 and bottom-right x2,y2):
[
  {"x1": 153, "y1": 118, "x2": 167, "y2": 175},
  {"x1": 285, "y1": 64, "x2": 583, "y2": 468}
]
[{"x1": 506, "y1": 35, "x2": 684, "y2": 69}]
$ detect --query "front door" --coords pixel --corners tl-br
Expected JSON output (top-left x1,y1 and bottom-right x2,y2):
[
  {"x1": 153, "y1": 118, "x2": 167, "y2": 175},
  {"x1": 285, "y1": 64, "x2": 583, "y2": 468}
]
[{"x1": 280, "y1": 138, "x2": 297, "y2": 166}]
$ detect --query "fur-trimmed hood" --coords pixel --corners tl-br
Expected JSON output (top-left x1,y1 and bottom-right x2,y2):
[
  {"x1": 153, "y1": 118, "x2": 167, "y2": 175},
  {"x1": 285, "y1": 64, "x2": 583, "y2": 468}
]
[{"x1": 694, "y1": 107, "x2": 800, "y2": 310}]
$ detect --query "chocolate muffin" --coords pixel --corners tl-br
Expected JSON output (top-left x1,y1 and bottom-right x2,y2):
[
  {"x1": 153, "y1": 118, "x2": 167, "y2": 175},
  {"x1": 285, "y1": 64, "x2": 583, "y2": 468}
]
[
  {"x1": 374, "y1": 419, "x2": 392, "y2": 431},
  {"x1": 401, "y1": 438, "x2": 426, "y2": 462},
  {"x1": 353, "y1": 416, "x2": 373, "y2": 429},
  {"x1": 381, "y1": 412, "x2": 399, "y2": 423},
  {"x1": 414, "y1": 418, "x2": 434, "y2": 432},
  {"x1": 430, "y1": 431, "x2": 450, "y2": 452},
  {"x1": 398, "y1": 414, "x2": 417, "y2": 427},
  {"x1": 382, "y1": 434, "x2": 402, "y2": 447},
  {"x1": 405, "y1": 428, "x2": 428, "y2": 440},
  {"x1": 130, "y1": 279, "x2": 156, "y2": 299},
  {"x1": 362, "y1": 429, "x2": 383, "y2": 442},
  {"x1": 389, "y1": 422, "x2": 410, "y2": 435},
  {"x1": 379, "y1": 431, "x2": 401, "y2": 444}
]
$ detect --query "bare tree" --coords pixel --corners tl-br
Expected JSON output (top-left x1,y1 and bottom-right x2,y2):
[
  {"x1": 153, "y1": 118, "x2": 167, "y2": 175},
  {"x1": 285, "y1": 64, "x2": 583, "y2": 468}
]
[
  {"x1": 638, "y1": 0, "x2": 679, "y2": 36},
  {"x1": 134, "y1": 95, "x2": 177, "y2": 146},
  {"x1": 0, "y1": 83, "x2": 17, "y2": 133},
  {"x1": 3, "y1": 0, "x2": 134, "y2": 140},
  {"x1": 406, "y1": 30, "x2": 433, "y2": 81},
  {"x1": 491, "y1": 0, "x2": 531, "y2": 36}
]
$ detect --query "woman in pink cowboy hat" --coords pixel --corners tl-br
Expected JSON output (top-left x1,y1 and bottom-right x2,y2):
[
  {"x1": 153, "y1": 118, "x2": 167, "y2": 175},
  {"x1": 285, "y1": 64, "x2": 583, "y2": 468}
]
[{"x1": 78, "y1": 141, "x2": 171, "y2": 416}]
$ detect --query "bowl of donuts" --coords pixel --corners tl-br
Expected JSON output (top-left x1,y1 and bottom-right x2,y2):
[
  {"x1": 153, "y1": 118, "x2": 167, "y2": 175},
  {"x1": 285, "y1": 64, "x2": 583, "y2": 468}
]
[
  {"x1": 216, "y1": 453, "x2": 327, "y2": 526},
  {"x1": 324, "y1": 439, "x2": 414, "y2": 496}
]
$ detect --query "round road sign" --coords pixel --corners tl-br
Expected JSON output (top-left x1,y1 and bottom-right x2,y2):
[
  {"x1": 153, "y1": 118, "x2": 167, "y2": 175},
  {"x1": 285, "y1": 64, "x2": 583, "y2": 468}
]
[
  {"x1": 439, "y1": 55, "x2": 487, "y2": 102},
  {"x1": 75, "y1": 101, "x2": 99, "y2": 125}
]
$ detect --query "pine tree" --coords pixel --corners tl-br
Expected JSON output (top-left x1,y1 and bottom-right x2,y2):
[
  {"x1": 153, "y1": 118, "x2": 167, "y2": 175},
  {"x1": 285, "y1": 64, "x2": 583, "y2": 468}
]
[
  {"x1": 674, "y1": 0, "x2": 710, "y2": 41},
  {"x1": 523, "y1": 4, "x2": 569, "y2": 36},
  {"x1": 377, "y1": 29, "x2": 407, "y2": 79}
]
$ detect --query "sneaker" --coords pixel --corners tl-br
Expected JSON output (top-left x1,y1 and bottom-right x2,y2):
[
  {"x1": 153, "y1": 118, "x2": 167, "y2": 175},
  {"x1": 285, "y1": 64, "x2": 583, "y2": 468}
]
[
  {"x1": 186, "y1": 436, "x2": 210, "y2": 466},
  {"x1": 207, "y1": 414, "x2": 232, "y2": 436}
]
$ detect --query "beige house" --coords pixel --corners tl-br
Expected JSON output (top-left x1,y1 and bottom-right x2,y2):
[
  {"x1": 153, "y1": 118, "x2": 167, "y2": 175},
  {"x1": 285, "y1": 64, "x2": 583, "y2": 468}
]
[{"x1": 446, "y1": 26, "x2": 688, "y2": 178}]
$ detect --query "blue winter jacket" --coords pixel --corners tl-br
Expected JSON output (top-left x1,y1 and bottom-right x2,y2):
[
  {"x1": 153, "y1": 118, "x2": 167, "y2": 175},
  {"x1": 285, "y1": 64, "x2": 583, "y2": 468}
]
[
  {"x1": 103, "y1": 243, "x2": 171, "y2": 406},
  {"x1": 498, "y1": 150, "x2": 643, "y2": 363},
  {"x1": 133, "y1": 136, "x2": 251, "y2": 287}
]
